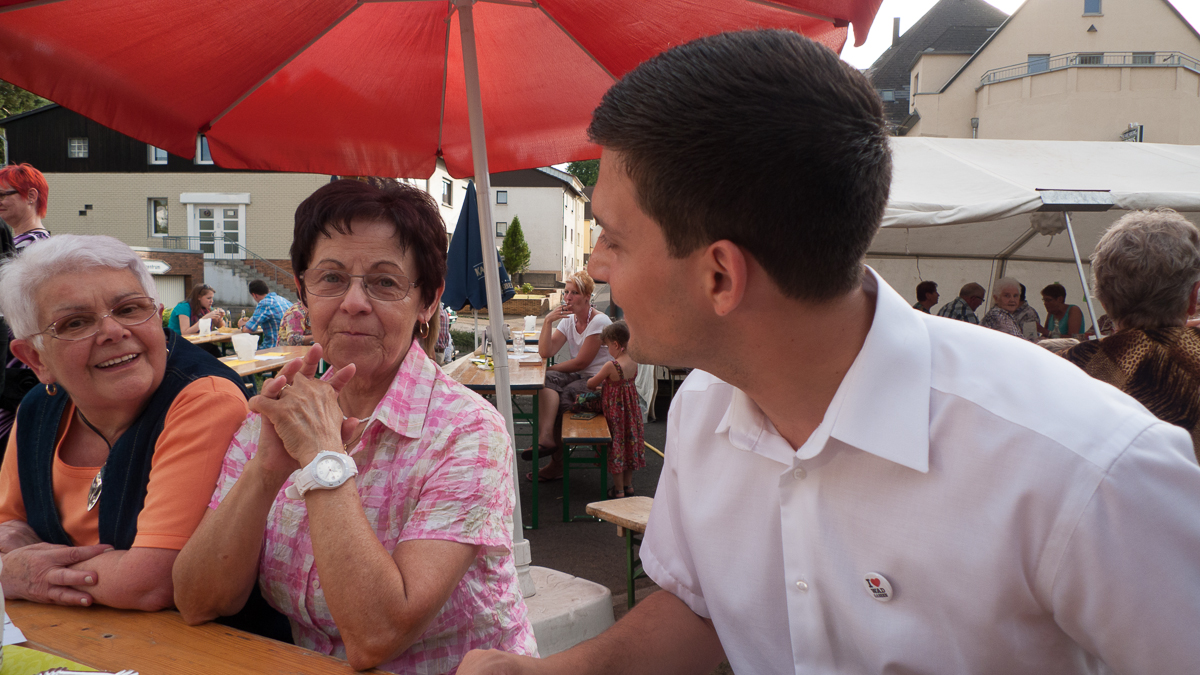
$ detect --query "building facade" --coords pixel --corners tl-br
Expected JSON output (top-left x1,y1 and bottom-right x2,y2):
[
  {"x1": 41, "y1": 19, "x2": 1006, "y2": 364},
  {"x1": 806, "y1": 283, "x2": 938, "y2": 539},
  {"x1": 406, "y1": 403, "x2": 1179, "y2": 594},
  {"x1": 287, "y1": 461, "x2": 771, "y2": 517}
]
[
  {"x1": 902, "y1": 0, "x2": 1200, "y2": 143},
  {"x1": 2, "y1": 104, "x2": 473, "y2": 306},
  {"x1": 490, "y1": 167, "x2": 589, "y2": 282}
]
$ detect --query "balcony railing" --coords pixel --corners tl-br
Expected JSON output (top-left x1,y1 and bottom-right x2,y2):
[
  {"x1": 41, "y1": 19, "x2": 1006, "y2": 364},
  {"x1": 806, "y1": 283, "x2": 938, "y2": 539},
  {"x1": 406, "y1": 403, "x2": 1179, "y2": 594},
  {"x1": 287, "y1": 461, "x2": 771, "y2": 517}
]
[
  {"x1": 980, "y1": 51, "x2": 1200, "y2": 86},
  {"x1": 160, "y1": 235, "x2": 293, "y2": 291}
]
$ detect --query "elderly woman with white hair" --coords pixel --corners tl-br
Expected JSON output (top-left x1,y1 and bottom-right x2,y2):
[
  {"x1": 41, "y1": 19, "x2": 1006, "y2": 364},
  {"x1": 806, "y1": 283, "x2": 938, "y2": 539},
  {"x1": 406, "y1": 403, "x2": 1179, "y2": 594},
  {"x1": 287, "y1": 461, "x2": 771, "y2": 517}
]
[
  {"x1": 0, "y1": 235, "x2": 252, "y2": 611},
  {"x1": 981, "y1": 277, "x2": 1038, "y2": 342},
  {"x1": 1061, "y1": 208, "x2": 1200, "y2": 458},
  {"x1": 525, "y1": 270, "x2": 612, "y2": 482}
]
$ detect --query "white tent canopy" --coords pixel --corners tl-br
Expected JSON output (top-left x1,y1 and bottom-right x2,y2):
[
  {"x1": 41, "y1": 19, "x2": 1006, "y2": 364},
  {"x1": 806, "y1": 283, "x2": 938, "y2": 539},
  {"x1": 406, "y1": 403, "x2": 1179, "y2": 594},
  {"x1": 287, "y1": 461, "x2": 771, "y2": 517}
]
[{"x1": 867, "y1": 138, "x2": 1200, "y2": 324}]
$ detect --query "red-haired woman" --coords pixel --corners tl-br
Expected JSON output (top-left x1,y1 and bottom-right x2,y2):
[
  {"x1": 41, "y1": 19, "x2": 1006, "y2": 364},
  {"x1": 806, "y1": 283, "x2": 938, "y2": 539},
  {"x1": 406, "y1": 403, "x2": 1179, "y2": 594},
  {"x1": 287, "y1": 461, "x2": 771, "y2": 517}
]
[
  {"x1": 0, "y1": 163, "x2": 49, "y2": 450},
  {"x1": 0, "y1": 164, "x2": 50, "y2": 250}
]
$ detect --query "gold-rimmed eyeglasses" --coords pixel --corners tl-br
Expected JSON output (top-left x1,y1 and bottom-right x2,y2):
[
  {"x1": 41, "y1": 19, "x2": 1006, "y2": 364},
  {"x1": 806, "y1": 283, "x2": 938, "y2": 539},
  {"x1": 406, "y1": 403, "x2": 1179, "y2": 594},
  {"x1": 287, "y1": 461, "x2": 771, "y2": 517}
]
[
  {"x1": 41, "y1": 296, "x2": 160, "y2": 341},
  {"x1": 302, "y1": 268, "x2": 417, "y2": 302}
]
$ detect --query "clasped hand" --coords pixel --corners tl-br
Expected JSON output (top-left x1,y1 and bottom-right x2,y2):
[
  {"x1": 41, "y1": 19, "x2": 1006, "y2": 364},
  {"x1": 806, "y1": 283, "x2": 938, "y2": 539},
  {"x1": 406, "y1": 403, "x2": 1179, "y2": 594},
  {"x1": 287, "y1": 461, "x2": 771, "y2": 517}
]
[
  {"x1": 2, "y1": 540, "x2": 112, "y2": 606},
  {"x1": 248, "y1": 343, "x2": 359, "y2": 477}
]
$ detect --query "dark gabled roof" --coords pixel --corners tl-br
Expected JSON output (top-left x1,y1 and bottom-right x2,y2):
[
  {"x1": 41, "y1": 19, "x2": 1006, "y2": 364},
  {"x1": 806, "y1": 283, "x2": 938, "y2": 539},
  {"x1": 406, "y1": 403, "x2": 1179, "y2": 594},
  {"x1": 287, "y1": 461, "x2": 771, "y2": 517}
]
[
  {"x1": 927, "y1": 25, "x2": 1000, "y2": 53},
  {"x1": 866, "y1": 0, "x2": 1008, "y2": 97},
  {"x1": 0, "y1": 103, "x2": 59, "y2": 125}
]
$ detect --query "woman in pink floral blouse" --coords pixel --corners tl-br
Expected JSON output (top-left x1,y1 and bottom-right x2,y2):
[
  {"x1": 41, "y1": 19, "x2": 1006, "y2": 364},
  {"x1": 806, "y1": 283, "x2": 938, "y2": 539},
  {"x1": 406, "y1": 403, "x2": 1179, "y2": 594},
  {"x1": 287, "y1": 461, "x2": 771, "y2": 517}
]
[{"x1": 174, "y1": 180, "x2": 537, "y2": 674}]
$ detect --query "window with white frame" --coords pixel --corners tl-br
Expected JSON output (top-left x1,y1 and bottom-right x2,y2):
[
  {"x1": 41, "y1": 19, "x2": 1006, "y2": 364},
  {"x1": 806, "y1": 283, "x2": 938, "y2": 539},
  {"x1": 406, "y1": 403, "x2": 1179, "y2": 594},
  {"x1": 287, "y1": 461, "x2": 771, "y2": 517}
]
[
  {"x1": 496, "y1": 221, "x2": 507, "y2": 236},
  {"x1": 442, "y1": 178, "x2": 453, "y2": 206},
  {"x1": 195, "y1": 135, "x2": 213, "y2": 164},
  {"x1": 496, "y1": 190, "x2": 508, "y2": 204},
  {"x1": 1083, "y1": 0, "x2": 1101, "y2": 14},
  {"x1": 1132, "y1": 52, "x2": 1154, "y2": 65},
  {"x1": 148, "y1": 145, "x2": 168, "y2": 165},
  {"x1": 68, "y1": 138, "x2": 89, "y2": 158},
  {"x1": 880, "y1": 90, "x2": 895, "y2": 102},
  {"x1": 148, "y1": 198, "x2": 169, "y2": 236}
]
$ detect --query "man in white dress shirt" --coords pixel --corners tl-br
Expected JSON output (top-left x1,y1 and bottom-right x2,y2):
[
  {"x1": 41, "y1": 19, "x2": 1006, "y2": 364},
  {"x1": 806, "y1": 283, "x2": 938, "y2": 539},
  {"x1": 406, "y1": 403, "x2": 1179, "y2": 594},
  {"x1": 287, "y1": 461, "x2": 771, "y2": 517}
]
[{"x1": 458, "y1": 29, "x2": 1200, "y2": 675}]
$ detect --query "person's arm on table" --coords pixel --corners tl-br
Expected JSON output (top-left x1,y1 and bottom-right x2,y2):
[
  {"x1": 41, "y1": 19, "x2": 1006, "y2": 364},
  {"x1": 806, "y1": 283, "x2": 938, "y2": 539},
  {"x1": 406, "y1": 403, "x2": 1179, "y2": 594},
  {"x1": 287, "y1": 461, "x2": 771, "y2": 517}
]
[
  {"x1": 67, "y1": 378, "x2": 248, "y2": 611},
  {"x1": 458, "y1": 590, "x2": 724, "y2": 675},
  {"x1": 240, "y1": 303, "x2": 267, "y2": 333},
  {"x1": 178, "y1": 313, "x2": 196, "y2": 335},
  {"x1": 306, "y1": 481, "x2": 480, "y2": 669},
  {"x1": 0, "y1": 427, "x2": 108, "y2": 606}
]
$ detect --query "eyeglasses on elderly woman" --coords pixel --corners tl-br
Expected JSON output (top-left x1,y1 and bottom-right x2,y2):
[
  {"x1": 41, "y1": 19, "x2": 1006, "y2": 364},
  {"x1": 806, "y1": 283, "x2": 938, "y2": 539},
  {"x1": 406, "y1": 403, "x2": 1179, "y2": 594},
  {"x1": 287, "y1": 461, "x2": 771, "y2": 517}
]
[
  {"x1": 301, "y1": 268, "x2": 417, "y2": 302},
  {"x1": 39, "y1": 296, "x2": 160, "y2": 340}
]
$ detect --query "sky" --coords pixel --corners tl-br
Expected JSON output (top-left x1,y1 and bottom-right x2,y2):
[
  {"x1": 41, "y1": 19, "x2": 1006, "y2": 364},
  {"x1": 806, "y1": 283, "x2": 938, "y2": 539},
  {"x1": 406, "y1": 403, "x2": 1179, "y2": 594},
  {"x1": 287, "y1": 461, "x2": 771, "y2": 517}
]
[{"x1": 839, "y1": 0, "x2": 1200, "y2": 69}]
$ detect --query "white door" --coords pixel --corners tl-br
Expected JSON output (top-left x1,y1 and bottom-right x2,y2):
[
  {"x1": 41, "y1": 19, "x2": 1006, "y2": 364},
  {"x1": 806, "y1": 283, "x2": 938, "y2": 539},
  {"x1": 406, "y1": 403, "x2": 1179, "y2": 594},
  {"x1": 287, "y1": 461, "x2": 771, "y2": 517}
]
[
  {"x1": 196, "y1": 205, "x2": 245, "y2": 259},
  {"x1": 153, "y1": 275, "x2": 186, "y2": 308}
]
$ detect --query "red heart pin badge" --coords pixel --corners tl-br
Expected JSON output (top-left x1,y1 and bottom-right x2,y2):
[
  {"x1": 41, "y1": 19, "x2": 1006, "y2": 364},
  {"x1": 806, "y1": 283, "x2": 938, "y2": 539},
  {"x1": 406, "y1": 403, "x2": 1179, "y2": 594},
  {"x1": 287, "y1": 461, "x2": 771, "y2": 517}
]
[{"x1": 869, "y1": 578, "x2": 881, "y2": 587}]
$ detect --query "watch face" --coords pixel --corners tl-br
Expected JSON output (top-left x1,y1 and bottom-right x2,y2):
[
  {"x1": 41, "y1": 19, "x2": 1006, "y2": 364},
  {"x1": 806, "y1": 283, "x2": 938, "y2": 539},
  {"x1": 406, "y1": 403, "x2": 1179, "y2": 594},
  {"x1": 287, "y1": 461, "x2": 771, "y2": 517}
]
[{"x1": 315, "y1": 455, "x2": 346, "y2": 485}]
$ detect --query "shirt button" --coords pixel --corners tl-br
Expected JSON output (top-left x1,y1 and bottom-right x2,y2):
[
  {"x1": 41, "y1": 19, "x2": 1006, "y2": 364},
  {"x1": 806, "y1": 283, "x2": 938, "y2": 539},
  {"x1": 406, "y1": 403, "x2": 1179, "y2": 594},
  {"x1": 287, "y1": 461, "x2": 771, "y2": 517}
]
[
  {"x1": 313, "y1": 579, "x2": 321, "y2": 590},
  {"x1": 793, "y1": 467, "x2": 807, "y2": 480},
  {"x1": 795, "y1": 580, "x2": 809, "y2": 591}
]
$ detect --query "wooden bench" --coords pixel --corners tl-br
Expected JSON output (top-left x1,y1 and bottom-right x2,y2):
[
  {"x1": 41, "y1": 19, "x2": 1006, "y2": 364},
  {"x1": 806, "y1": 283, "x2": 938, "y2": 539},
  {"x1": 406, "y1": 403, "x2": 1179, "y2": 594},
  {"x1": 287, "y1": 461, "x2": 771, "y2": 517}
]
[
  {"x1": 561, "y1": 411, "x2": 612, "y2": 522},
  {"x1": 585, "y1": 496, "x2": 654, "y2": 608}
]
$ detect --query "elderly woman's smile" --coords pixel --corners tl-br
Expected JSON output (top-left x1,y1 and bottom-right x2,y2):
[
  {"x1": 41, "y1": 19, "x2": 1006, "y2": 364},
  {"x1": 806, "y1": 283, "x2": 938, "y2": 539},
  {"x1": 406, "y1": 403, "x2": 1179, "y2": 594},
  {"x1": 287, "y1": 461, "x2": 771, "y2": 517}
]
[{"x1": 34, "y1": 268, "x2": 166, "y2": 411}]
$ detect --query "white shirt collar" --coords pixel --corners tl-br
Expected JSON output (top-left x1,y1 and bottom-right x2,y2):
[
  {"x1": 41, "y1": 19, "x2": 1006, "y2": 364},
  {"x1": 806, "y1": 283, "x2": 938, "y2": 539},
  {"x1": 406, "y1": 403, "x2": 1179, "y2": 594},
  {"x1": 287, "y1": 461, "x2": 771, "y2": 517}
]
[{"x1": 715, "y1": 267, "x2": 931, "y2": 473}]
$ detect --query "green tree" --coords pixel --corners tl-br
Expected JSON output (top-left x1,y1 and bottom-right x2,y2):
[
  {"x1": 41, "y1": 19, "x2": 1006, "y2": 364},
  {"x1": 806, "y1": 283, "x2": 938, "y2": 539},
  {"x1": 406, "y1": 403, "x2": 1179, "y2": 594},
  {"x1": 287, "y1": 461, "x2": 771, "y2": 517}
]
[
  {"x1": 500, "y1": 215, "x2": 531, "y2": 286},
  {"x1": 0, "y1": 80, "x2": 50, "y2": 165},
  {"x1": 567, "y1": 159, "x2": 599, "y2": 187}
]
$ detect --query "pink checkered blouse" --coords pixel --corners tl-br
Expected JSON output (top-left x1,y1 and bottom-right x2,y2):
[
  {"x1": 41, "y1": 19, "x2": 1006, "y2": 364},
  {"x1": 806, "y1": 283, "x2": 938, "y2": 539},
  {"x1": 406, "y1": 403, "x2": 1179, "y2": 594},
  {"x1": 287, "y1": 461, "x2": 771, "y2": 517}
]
[{"x1": 211, "y1": 340, "x2": 538, "y2": 674}]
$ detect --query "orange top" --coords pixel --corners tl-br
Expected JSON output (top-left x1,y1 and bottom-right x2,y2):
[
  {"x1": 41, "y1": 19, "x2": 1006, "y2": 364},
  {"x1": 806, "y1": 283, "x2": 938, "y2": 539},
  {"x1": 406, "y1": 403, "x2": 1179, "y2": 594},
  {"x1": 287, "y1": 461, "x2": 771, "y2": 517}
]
[{"x1": 0, "y1": 376, "x2": 248, "y2": 549}]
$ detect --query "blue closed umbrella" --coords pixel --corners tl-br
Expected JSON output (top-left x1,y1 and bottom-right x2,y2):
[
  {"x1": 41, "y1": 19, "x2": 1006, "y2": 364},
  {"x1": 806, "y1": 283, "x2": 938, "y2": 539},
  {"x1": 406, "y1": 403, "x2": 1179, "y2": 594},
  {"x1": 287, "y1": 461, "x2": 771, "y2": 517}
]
[{"x1": 443, "y1": 181, "x2": 515, "y2": 312}]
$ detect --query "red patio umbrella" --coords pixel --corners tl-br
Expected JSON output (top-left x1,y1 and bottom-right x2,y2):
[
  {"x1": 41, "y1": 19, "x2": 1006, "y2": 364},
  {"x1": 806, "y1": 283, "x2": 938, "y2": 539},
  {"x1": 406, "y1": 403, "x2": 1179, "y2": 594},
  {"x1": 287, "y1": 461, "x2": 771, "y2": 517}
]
[
  {"x1": 0, "y1": 0, "x2": 883, "y2": 588},
  {"x1": 0, "y1": 0, "x2": 880, "y2": 178}
]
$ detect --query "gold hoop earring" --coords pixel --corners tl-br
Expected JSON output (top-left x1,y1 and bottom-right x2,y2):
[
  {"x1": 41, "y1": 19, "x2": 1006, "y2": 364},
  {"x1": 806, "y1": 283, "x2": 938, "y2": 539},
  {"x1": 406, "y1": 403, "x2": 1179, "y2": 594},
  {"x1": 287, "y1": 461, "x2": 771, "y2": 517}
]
[
  {"x1": 417, "y1": 321, "x2": 430, "y2": 338},
  {"x1": 45, "y1": 383, "x2": 58, "y2": 396}
]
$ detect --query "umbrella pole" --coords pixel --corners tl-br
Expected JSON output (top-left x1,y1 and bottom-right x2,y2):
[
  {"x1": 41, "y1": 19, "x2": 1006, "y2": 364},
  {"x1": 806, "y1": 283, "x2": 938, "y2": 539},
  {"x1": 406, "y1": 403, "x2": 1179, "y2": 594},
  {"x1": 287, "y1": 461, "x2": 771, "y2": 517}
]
[
  {"x1": 457, "y1": 0, "x2": 535, "y2": 597},
  {"x1": 1064, "y1": 212, "x2": 1103, "y2": 339}
]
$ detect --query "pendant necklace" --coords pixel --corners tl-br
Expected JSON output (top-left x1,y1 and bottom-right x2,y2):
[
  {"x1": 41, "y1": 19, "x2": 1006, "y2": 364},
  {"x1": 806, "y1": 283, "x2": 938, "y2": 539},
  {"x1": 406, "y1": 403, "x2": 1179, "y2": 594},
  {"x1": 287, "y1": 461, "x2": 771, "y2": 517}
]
[{"x1": 74, "y1": 408, "x2": 111, "y2": 511}]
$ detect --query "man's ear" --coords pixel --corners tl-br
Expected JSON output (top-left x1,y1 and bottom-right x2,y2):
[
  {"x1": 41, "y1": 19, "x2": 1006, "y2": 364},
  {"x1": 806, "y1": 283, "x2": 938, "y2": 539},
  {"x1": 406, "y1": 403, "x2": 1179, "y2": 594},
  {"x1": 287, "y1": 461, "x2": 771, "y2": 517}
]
[
  {"x1": 10, "y1": 339, "x2": 55, "y2": 385},
  {"x1": 701, "y1": 240, "x2": 748, "y2": 318},
  {"x1": 1189, "y1": 281, "x2": 1200, "y2": 317}
]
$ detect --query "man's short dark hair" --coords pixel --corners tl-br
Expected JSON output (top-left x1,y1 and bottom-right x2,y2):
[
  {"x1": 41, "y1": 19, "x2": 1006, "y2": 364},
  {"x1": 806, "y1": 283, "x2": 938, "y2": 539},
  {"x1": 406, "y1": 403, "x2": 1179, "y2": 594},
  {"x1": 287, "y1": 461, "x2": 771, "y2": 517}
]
[
  {"x1": 587, "y1": 29, "x2": 891, "y2": 301},
  {"x1": 248, "y1": 279, "x2": 269, "y2": 296},
  {"x1": 1041, "y1": 283, "x2": 1067, "y2": 301},
  {"x1": 916, "y1": 281, "x2": 938, "y2": 302}
]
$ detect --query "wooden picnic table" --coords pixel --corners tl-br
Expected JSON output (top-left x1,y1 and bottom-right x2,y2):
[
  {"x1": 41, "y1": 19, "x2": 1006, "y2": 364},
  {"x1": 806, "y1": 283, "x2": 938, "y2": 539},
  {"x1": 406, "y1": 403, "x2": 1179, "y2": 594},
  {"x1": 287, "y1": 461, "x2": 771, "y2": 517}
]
[
  {"x1": 220, "y1": 345, "x2": 311, "y2": 377},
  {"x1": 444, "y1": 349, "x2": 547, "y2": 528},
  {"x1": 182, "y1": 328, "x2": 239, "y2": 346},
  {"x1": 6, "y1": 600, "x2": 387, "y2": 674}
]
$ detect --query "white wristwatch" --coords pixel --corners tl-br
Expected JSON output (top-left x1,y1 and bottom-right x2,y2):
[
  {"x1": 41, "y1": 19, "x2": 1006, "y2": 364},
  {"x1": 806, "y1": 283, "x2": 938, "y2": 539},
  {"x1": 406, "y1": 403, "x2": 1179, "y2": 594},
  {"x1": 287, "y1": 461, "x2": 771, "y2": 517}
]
[{"x1": 285, "y1": 451, "x2": 358, "y2": 499}]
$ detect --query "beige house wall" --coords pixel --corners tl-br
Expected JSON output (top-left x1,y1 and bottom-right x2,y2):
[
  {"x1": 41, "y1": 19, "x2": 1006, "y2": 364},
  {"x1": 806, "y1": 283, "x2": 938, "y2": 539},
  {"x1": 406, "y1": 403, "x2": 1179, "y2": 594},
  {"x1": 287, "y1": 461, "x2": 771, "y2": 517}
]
[
  {"x1": 43, "y1": 172, "x2": 328, "y2": 259},
  {"x1": 912, "y1": 53, "x2": 973, "y2": 96},
  {"x1": 911, "y1": 0, "x2": 1200, "y2": 142}
]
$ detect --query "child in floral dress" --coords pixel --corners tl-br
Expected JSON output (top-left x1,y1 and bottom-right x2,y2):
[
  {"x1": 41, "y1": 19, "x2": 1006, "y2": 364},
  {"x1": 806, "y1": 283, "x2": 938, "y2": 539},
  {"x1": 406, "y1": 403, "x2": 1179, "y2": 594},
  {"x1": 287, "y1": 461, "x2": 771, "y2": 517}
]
[{"x1": 586, "y1": 321, "x2": 645, "y2": 497}]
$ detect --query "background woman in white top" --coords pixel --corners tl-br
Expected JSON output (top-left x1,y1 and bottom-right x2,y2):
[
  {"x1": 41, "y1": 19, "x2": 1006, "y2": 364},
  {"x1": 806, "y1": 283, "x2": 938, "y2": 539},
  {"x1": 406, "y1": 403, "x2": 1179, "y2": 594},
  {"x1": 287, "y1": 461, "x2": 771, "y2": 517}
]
[{"x1": 525, "y1": 271, "x2": 611, "y2": 482}]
